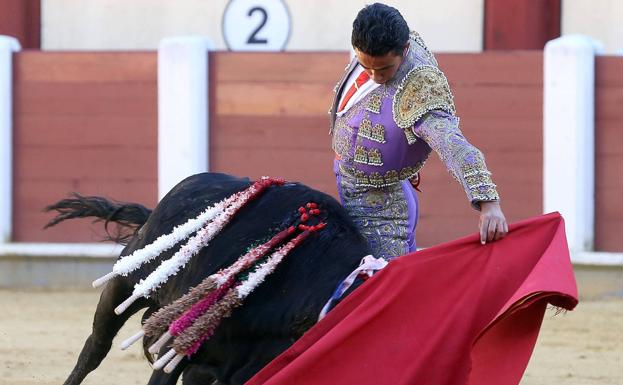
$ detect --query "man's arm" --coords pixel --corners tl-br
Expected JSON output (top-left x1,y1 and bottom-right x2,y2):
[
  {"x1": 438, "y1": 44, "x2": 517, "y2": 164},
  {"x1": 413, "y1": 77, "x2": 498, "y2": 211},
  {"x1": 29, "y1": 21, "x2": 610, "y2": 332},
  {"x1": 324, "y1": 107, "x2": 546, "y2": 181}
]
[{"x1": 412, "y1": 110, "x2": 507, "y2": 244}]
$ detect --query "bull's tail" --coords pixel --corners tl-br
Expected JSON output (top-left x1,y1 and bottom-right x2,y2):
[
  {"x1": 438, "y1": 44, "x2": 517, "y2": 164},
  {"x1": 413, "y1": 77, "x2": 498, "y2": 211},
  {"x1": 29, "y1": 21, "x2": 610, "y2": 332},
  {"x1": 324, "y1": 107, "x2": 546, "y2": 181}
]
[{"x1": 44, "y1": 193, "x2": 152, "y2": 244}]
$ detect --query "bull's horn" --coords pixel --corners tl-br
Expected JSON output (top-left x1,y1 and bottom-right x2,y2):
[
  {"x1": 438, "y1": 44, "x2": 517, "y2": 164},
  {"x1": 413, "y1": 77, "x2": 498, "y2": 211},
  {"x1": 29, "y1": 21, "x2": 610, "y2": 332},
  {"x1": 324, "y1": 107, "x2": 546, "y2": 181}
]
[{"x1": 120, "y1": 329, "x2": 145, "y2": 350}]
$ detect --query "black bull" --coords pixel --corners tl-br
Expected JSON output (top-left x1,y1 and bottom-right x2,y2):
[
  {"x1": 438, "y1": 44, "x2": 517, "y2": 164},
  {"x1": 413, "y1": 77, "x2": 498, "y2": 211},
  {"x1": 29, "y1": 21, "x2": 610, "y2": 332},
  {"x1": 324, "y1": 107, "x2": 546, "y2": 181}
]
[{"x1": 49, "y1": 173, "x2": 372, "y2": 385}]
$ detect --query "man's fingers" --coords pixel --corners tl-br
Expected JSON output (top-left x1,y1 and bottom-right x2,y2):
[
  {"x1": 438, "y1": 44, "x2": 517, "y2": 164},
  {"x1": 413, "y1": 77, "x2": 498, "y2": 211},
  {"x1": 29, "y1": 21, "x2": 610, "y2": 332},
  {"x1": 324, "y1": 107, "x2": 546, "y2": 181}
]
[
  {"x1": 480, "y1": 216, "x2": 509, "y2": 244},
  {"x1": 487, "y1": 218, "x2": 497, "y2": 242},
  {"x1": 498, "y1": 220, "x2": 508, "y2": 240},
  {"x1": 493, "y1": 219, "x2": 508, "y2": 241},
  {"x1": 494, "y1": 224, "x2": 504, "y2": 241},
  {"x1": 480, "y1": 218, "x2": 488, "y2": 244}
]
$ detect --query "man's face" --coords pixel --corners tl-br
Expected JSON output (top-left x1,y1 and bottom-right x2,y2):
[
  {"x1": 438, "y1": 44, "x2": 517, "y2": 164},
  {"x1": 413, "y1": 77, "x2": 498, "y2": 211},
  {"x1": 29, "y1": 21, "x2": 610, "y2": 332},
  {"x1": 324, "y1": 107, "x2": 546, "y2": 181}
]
[{"x1": 354, "y1": 45, "x2": 407, "y2": 84}]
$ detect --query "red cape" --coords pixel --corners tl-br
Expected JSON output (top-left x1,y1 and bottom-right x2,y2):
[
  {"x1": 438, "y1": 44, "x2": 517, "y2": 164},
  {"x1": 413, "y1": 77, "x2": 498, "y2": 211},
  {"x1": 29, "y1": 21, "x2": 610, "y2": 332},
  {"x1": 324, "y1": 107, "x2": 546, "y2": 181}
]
[{"x1": 246, "y1": 212, "x2": 578, "y2": 385}]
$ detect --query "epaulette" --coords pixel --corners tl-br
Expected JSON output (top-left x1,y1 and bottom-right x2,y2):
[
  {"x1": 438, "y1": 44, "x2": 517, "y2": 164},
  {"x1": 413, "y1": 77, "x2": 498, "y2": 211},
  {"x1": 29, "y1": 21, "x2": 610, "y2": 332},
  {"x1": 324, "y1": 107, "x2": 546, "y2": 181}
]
[{"x1": 392, "y1": 65, "x2": 456, "y2": 129}]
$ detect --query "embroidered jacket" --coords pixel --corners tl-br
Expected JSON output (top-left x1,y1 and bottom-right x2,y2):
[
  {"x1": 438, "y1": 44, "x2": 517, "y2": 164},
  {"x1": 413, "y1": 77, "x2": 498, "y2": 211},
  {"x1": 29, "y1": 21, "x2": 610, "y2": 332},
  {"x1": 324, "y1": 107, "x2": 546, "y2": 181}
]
[{"x1": 329, "y1": 32, "x2": 499, "y2": 206}]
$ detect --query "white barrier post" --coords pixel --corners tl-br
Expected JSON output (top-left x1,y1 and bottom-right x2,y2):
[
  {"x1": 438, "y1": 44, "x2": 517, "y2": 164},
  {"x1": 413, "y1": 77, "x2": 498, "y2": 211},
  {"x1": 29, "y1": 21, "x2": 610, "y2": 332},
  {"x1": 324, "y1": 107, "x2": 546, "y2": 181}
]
[
  {"x1": 158, "y1": 36, "x2": 213, "y2": 200},
  {"x1": 543, "y1": 35, "x2": 603, "y2": 252},
  {"x1": 0, "y1": 36, "x2": 21, "y2": 243}
]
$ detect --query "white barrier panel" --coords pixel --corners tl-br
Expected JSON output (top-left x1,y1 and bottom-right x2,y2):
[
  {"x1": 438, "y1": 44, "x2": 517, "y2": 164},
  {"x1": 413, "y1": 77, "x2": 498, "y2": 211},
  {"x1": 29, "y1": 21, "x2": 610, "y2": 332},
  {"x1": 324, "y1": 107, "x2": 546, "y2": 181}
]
[
  {"x1": 543, "y1": 35, "x2": 603, "y2": 253},
  {"x1": 0, "y1": 36, "x2": 21, "y2": 243},
  {"x1": 158, "y1": 36, "x2": 213, "y2": 200}
]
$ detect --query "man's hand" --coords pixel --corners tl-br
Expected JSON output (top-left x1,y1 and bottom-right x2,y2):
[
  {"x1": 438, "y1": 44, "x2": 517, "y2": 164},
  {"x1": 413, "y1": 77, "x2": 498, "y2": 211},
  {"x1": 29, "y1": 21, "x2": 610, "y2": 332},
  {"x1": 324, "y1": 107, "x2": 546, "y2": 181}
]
[{"x1": 479, "y1": 201, "x2": 508, "y2": 244}]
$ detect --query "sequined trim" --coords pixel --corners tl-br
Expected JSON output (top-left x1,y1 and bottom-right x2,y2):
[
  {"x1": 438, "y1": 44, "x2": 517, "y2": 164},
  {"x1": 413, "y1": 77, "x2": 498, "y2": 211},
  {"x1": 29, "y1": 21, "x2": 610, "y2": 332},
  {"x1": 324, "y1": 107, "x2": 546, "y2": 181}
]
[
  {"x1": 337, "y1": 176, "x2": 412, "y2": 259},
  {"x1": 392, "y1": 65, "x2": 456, "y2": 129},
  {"x1": 371, "y1": 124, "x2": 386, "y2": 143},
  {"x1": 368, "y1": 148, "x2": 383, "y2": 166},
  {"x1": 333, "y1": 131, "x2": 350, "y2": 156},
  {"x1": 332, "y1": 79, "x2": 388, "y2": 160},
  {"x1": 384, "y1": 170, "x2": 400, "y2": 185},
  {"x1": 354, "y1": 145, "x2": 368, "y2": 164},
  {"x1": 413, "y1": 111, "x2": 500, "y2": 206},
  {"x1": 358, "y1": 118, "x2": 386, "y2": 143},
  {"x1": 338, "y1": 162, "x2": 424, "y2": 188},
  {"x1": 410, "y1": 31, "x2": 437, "y2": 66},
  {"x1": 399, "y1": 165, "x2": 421, "y2": 181},
  {"x1": 366, "y1": 94, "x2": 382, "y2": 114},
  {"x1": 462, "y1": 162, "x2": 499, "y2": 202},
  {"x1": 354, "y1": 145, "x2": 384, "y2": 166},
  {"x1": 333, "y1": 80, "x2": 340, "y2": 93},
  {"x1": 359, "y1": 118, "x2": 373, "y2": 139},
  {"x1": 403, "y1": 128, "x2": 418, "y2": 145}
]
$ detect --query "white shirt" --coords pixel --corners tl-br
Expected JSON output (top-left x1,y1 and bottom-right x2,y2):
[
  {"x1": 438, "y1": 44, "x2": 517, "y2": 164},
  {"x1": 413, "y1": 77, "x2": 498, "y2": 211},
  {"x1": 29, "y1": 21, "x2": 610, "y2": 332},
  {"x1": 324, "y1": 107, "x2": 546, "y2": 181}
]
[{"x1": 336, "y1": 64, "x2": 381, "y2": 117}]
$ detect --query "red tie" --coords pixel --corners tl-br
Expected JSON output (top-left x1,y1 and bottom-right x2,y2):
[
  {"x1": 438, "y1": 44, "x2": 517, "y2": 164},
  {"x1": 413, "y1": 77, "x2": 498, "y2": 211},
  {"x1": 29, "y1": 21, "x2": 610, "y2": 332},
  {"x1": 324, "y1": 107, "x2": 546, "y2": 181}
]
[{"x1": 338, "y1": 71, "x2": 370, "y2": 112}]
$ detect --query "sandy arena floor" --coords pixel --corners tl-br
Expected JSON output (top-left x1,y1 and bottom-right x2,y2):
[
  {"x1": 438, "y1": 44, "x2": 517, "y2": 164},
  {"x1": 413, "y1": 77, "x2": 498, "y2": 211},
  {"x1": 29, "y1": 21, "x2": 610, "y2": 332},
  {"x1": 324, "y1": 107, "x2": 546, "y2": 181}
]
[{"x1": 0, "y1": 290, "x2": 621, "y2": 385}]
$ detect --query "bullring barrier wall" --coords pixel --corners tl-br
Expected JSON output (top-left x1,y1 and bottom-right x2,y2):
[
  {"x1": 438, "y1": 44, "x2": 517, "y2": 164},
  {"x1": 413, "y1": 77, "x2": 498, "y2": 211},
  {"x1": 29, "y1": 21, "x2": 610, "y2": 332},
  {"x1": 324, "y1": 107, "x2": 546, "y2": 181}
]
[{"x1": 0, "y1": 36, "x2": 621, "y2": 289}]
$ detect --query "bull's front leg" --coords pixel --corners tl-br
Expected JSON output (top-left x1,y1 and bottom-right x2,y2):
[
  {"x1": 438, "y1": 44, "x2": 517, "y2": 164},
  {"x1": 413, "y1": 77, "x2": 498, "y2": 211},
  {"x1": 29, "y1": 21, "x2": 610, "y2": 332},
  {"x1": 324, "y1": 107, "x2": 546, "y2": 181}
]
[{"x1": 63, "y1": 277, "x2": 148, "y2": 385}]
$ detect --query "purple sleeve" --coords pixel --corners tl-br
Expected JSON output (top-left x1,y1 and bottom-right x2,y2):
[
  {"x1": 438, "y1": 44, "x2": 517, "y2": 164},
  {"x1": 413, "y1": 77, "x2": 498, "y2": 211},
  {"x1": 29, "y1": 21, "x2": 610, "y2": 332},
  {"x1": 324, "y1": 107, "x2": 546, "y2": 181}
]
[{"x1": 413, "y1": 110, "x2": 500, "y2": 209}]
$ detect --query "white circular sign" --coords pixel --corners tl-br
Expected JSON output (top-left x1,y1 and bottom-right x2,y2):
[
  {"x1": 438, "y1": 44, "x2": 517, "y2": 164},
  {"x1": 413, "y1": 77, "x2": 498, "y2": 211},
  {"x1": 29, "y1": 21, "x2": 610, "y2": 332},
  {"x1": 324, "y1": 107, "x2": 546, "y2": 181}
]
[{"x1": 223, "y1": 0, "x2": 291, "y2": 51}]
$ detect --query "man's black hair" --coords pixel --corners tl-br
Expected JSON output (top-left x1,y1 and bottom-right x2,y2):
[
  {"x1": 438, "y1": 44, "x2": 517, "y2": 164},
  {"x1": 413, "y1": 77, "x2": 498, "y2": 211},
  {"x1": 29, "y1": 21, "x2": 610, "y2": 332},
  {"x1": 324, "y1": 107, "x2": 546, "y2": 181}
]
[{"x1": 351, "y1": 3, "x2": 410, "y2": 56}]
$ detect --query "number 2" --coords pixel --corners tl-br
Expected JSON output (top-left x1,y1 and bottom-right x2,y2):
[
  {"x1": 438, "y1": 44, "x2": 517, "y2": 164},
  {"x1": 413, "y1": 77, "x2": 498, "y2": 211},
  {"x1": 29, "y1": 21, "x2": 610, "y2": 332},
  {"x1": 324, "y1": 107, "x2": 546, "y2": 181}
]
[{"x1": 247, "y1": 7, "x2": 269, "y2": 44}]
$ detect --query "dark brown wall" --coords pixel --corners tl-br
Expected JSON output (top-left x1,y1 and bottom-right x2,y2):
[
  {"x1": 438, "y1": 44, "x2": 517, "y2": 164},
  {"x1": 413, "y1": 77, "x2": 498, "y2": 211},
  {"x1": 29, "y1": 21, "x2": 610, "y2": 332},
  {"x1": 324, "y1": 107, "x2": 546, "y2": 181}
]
[
  {"x1": 594, "y1": 56, "x2": 623, "y2": 251},
  {"x1": 0, "y1": 0, "x2": 40, "y2": 48},
  {"x1": 12, "y1": 52, "x2": 157, "y2": 242},
  {"x1": 484, "y1": 0, "x2": 560, "y2": 50}
]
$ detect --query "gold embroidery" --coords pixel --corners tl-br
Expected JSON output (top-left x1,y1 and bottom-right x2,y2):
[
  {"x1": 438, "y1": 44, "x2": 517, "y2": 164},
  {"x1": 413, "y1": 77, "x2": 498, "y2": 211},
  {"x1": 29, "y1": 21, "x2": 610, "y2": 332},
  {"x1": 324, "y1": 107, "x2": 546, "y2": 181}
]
[
  {"x1": 403, "y1": 128, "x2": 418, "y2": 145},
  {"x1": 392, "y1": 66, "x2": 456, "y2": 129},
  {"x1": 399, "y1": 165, "x2": 418, "y2": 181},
  {"x1": 337, "y1": 172, "x2": 411, "y2": 259},
  {"x1": 332, "y1": 119, "x2": 353, "y2": 159},
  {"x1": 460, "y1": 154, "x2": 499, "y2": 202},
  {"x1": 366, "y1": 93, "x2": 382, "y2": 114},
  {"x1": 338, "y1": 163, "x2": 425, "y2": 188},
  {"x1": 359, "y1": 118, "x2": 373, "y2": 140},
  {"x1": 368, "y1": 148, "x2": 383, "y2": 166},
  {"x1": 354, "y1": 145, "x2": 368, "y2": 164},
  {"x1": 369, "y1": 172, "x2": 384, "y2": 186},
  {"x1": 333, "y1": 134, "x2": 350, "y2": 158},
  {"x1": 371, "y1": 124, "x2": 386, "y2": 143},
  {"x1": 359, "y1": 120, "x2": 386, "y2": 144},
  {"x1": 354, "y1": 145, "x2": 384, "y2": 167},
  {"x1": 353, "y1": 169, "x2": 370, "y2": 185},
  {"x1": 363, "y1": 189, "x2": 386, "y2": 207},
  {"x1": 384, "y1": 170, "x2": 400, "y2": 185}
]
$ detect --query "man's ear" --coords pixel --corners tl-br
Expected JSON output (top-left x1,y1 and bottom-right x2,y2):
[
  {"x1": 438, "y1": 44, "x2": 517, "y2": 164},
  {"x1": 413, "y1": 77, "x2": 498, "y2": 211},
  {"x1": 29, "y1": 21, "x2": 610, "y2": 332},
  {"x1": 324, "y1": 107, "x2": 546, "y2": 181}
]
[{"x1": 402, "y1": 42, "x2": 410, "y2": 56}]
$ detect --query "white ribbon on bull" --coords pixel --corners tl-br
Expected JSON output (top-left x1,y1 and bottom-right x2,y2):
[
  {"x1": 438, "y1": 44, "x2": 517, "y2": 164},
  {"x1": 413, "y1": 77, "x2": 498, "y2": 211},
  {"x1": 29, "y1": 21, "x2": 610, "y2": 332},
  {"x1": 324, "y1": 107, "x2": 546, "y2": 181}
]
[
  {"x1": 113, "y1": 182, "x2": 271, "y2": 315},
  {"x1": 94, "y1": 179, "x2": 280, "y2": 290},
  {"x1": 92, "y1": 189, "x2": 243, "y2": 288},
  {"x1": 318, "y1": 255, "x2": 388, "y2": 321}
]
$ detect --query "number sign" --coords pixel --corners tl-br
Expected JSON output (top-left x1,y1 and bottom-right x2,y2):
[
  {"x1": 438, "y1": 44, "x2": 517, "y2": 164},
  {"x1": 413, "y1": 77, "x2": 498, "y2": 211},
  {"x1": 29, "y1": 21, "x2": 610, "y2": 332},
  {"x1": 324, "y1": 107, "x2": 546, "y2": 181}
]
[{"x1": 223, "y1": 0, "x2": 291, "y2": 51}]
